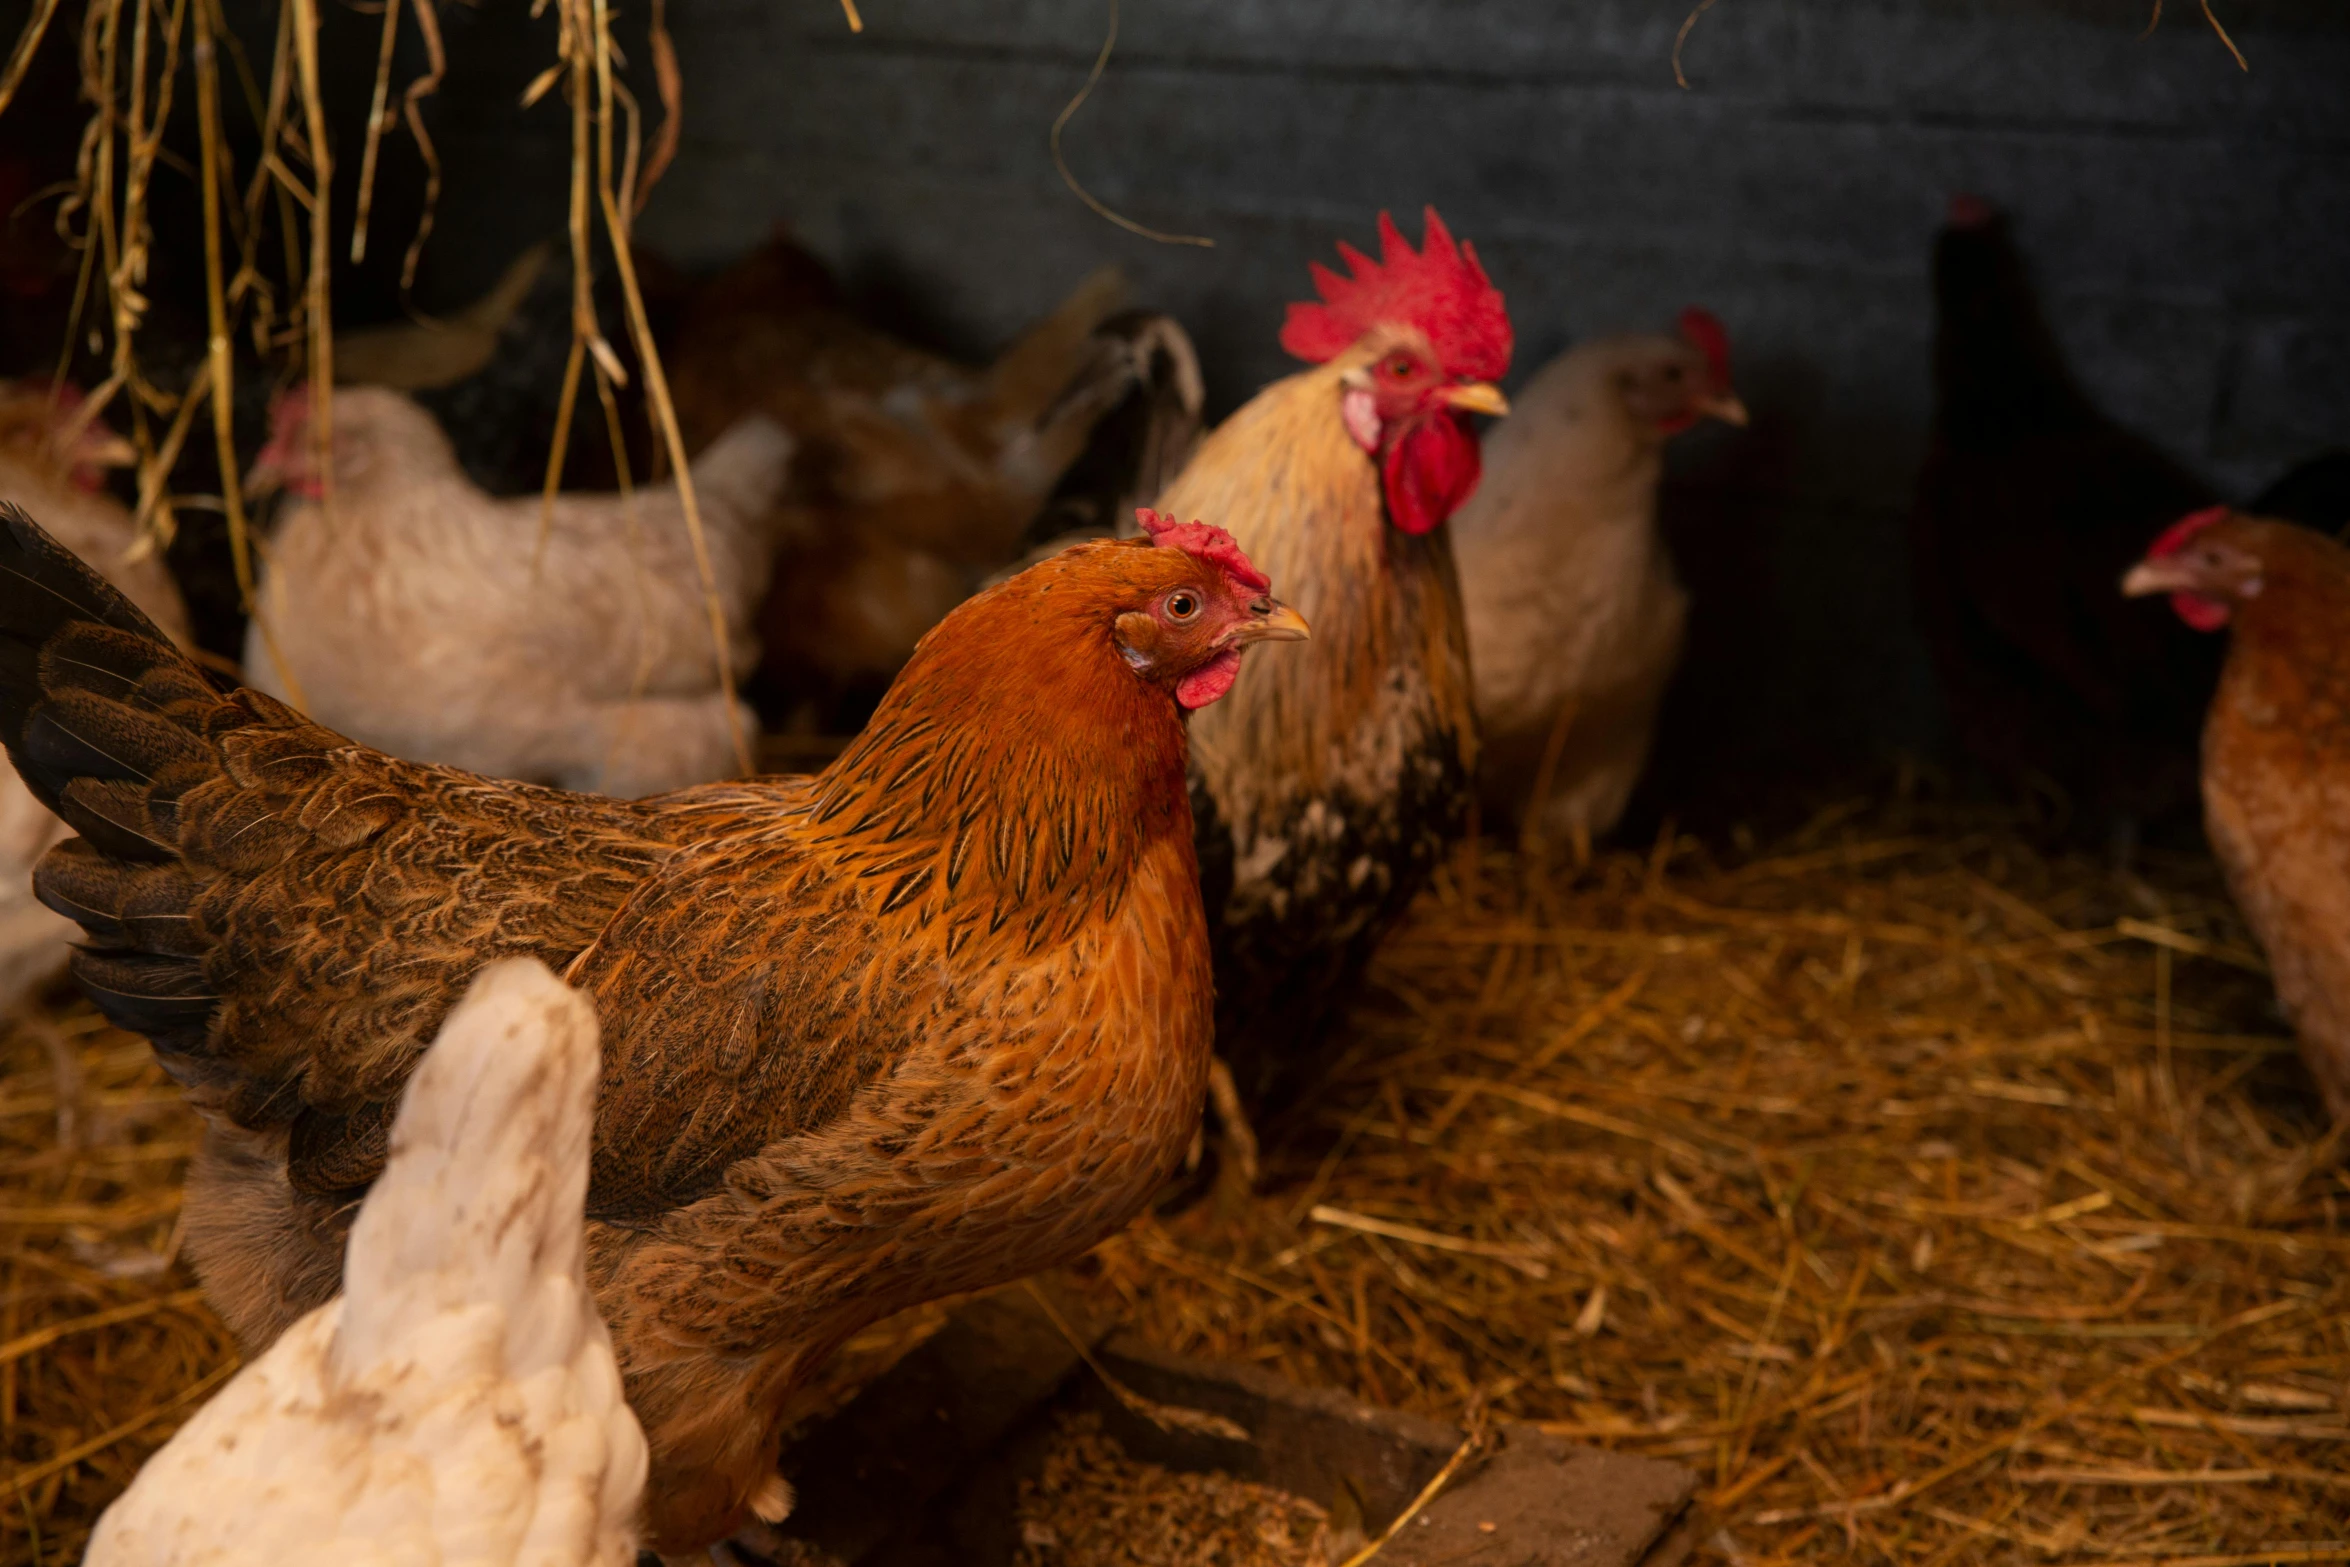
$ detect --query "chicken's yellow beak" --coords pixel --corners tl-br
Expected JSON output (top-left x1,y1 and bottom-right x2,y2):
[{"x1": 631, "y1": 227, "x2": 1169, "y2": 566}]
[
  {"x1": 1700, "y1": 391, "x2": 1751, "y2": 428},
  {"x1": 1228, "y1": 599, "x2": 1310, "y2": 646},
  {"x1": 1443, "y1": 382, "x2": 1510, "y2": 418}
]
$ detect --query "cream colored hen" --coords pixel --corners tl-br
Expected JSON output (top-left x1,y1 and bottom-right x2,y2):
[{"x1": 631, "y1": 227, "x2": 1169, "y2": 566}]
[
  {"x1": 0, "y1": 383, "x2": 188, "y2": 1021},
  {"x1": 86, "y1": 958, "x2": 647, "y2": 1567},
  {"x1": 245, "y1": 386, "x2": 793, "y2": 797},
  {"x1": 1451, "y1": 310, "x2": 1746, "y2": 856}
]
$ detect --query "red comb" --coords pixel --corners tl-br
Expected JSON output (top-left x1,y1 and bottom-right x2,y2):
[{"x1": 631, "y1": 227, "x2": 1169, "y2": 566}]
[
  {"x1": 1137, "y1": 508, "x2": 1270, "y2": 593},
  {"x1": 1678, "y1": 307, "x2": 1731, "y2": 392},
  {"x1": 2148, "y1": 505, "x2": 2232, "y2": 558},
  {"x1": 1279, "y1": 207, "x2": 1512, "y2": 383}
]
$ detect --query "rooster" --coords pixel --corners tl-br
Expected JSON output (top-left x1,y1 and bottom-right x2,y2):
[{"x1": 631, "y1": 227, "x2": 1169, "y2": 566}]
[
  {"x1": 2123, "y1": 508, "x2": 2350, "y2": 1122},
  {"x1": 1452, "y1": 309, "x2": 1747, "y2": 858},
  {"x1": 243, "y1": 385, "x2": 793, "y2": 797},
  {"x1": 86, "y1": 959, "x2": 648, "y2": 1567},
  {"x1": 1160, "y1": 208, "x2": 1511, "y2": 1114},
  {"x1": 663, "y1": 232, "x2": 1202, "y2": 728},
  {"x1": 0, "y1": 503, "x2": 1303, "y2": 1553},
  {"x1": 1913, "y1": 194, "x2": 2220, "y2": 853},
  {"x1": 0, "y1": 382, "x2": 188, "y2": 1021}
]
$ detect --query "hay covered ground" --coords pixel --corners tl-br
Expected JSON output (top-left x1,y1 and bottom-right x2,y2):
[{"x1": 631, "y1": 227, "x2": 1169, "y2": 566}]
[{"x1": 3, "y1": 796, "x2": 2346, "y2": 1565}]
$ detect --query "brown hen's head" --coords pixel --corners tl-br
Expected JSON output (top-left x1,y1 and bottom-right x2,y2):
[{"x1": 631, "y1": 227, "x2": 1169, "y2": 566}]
[
  {"x1": 1122, "y1": 507, "x2": 1309, "y2": 707},
  {"x1": 887, "y1": 507, "x2": 1306, "y2": 741},
  {"x1": 2121, "y1": 506, "x2": 2263, "y2": 631},
  {"x1": 1280, "y1": 207, "x2": 1514, "y2": 535}
]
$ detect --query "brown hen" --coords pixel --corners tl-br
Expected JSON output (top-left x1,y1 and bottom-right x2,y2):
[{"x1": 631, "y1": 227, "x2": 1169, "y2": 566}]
[
  {"x1": 0, "y1": 504, "x2": 1305, "y2": 1552},
  {"x1": 2123, "y1": 510, "x2": 2350, "y2": 1122},
  {"x1": 664, "y1": 231, "x2": 1201, "y2": 725}
]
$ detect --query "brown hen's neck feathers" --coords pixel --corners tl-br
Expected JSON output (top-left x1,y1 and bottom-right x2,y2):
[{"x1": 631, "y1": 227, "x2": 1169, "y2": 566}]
[
  {"x1": 2230, "y1": 520, "x2": 2350, "y2": 658},
  {"x1": 807, "y1": 551, "x2": 1196, "y2": 947},
  {"x1": 1161, "y1": 347, "x2": 1476, "y2": 827}
]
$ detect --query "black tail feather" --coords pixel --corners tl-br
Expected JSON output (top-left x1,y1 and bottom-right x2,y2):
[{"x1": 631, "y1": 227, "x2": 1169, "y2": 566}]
[
  {"x1": 0, "y1": 504, "x2": 204, "y2": 812},
  {"x1": 0, "y1": 503, "x2": 228, "y2": 1051}
]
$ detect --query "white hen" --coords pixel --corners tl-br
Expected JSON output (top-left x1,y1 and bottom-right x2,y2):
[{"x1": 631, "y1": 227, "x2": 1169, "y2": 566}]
[
  {"x1": 86, "y1": 958, "x2": 647, "y2": 1567},
  {"x1": 0, "y1": 383, "x2": 190, "y2": 1022},
  {"x1": 1451, "y1": 310, "x2": 1746, "y2": 856},
  {"x1": 244, "y1": 386, "x2": 794, "y2": 797}
]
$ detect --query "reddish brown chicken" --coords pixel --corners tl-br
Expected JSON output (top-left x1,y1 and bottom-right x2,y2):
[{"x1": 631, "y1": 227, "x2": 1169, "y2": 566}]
[
  {"x1": 1163, "y1": 208, "x2": 1511, "y2": 1115},
  {"x1": 2122, "y1": 509, "x2": 2350, "y2": 1122},
  {"x1": 0, "y1": 504, "x2": 1305, "y2": 1553}
]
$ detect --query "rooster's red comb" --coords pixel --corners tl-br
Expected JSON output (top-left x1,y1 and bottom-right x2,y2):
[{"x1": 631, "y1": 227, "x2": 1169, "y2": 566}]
[
  {"x1": 1678, "y1": 307, "x2": 1732, "y2": 392},
  {"x1": 1138, "y1": 508, "x2": 1270, "y2": 594},
  {"x1": 1279, "y1": 207, "x2": 1511, "y2": 383},
  {"x1": 2148, "y1": 505, "x2": 2232, "y2": 558}
]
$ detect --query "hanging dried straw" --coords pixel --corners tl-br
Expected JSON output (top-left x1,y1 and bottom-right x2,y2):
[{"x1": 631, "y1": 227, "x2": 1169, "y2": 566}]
[{"x1": 2, "y1": 0, "x2": 747, "y2": 770}]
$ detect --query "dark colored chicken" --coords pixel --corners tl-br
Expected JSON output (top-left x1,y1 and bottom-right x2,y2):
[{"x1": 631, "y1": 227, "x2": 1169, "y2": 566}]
[
  {"x1": 1913, "y1": 195, "x2": 2221, "y2": 852},
  {"x1": 662, "y1": 231, "x2": 1201, "y2": 730},
  {"x1": 2249, "y1": 451, "x2": 2350, "y2": 538}
]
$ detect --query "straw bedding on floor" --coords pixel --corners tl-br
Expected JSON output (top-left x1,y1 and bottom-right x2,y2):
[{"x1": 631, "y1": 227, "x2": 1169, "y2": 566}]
[{"x1": 5, "y1": 795, "x2": 2345, "y2": 1565}]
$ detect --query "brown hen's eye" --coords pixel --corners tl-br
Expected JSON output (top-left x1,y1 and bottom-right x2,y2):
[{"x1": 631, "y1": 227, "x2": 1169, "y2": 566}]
[
  {"x1": 1384, "y1": 354, "x2": 1415, "y2": 379},
  {"x1": 1165, "y1": 591, "x2": 1201, "y2": 622}
]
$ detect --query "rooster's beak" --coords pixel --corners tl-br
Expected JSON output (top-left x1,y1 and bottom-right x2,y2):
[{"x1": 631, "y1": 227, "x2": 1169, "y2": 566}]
[
  {"x1": 1227, "y1": 599, "x2": 1310, "y2": 646},
  {"x1": 1443, "y1": 382, "x2": 1510, "y2": 419},
  {"x1": 1700, "y1": 391, "x2": 1751, "y2": 428}
]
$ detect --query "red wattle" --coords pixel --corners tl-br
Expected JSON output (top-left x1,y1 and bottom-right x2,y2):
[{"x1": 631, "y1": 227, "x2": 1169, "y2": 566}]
[
  {"x1": 1381, "y1": 412, "x2": 1482, "y2": 535},
  {"x1": 1176, "y1": 648, "x2": 1244, "y2": 709},
  {"x1": 2172, "y1": 592, "x2": 2231, "y2": 632}
]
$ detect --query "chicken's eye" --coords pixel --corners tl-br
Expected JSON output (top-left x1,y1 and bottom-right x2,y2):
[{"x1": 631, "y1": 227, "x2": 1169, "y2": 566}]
[
  {"x1": 1381, "y1": 353, "x2": 1416, "y2": 380},
  {"x1": 1164, "y1": 591, "x2": 1201, "y2": 623}
]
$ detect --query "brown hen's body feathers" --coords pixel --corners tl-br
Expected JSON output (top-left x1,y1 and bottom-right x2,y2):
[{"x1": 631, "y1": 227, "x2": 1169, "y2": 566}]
[
  {"x1": 1167, "y1": 337, "x2": 1478, "y2": 1107},
  {"x1": 0, "y1": 511, "x2": 1214, "y2": 1552},
  {"x1": 2194, "y1": 519, "x2": 2350, "y2": 1121}
]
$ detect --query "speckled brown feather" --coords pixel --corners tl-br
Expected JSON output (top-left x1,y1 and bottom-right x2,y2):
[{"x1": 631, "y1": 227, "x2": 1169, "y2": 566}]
[
  {"x1": 2194, "y1": 518, "x2": 2350, "y2": 1121},
  {"x1": 0, "y1": 511, "x2": 1220, "y2": 1552}
]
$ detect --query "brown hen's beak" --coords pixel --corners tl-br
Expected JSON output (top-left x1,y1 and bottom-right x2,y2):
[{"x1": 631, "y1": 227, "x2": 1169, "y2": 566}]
[
  {"x1": 1224, "y1": 598, "x2": 1310, "y2": 647},
  {"x1": 1443, "y1": 382, "x2": 1510, "y2": 418},
  {"x1": 1700, "y1": 391, "x2": 1751, "y2": 428},
  {"x1": 2120, "y1": 559, "x2": 2190, "y2": 598}
]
